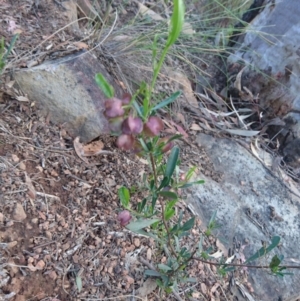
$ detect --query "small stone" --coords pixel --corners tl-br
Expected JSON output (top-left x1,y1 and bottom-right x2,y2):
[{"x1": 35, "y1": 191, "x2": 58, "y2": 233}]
[
  {"x1": 35, "y1": 260, "x2": 45, "y2": 270},
  {"x1": 19, "y1": 162, "x2": 26, "y2": 170},
  {"x1": 13, "y1": 203, "x2": 27, "y2": 221},
  {"x1": 26, "y1": 223, "x2": 33, "y2": 229},
  {"x1": 11, "y1": 154, "x2": 20, "y2": 162},
  {"x1": 45, "y1": 231, "x2": 52, "y2": 239},
  {"x1": 146, "y1": 248, "x2": 152, "y2": 261},
  {"x1": 6, "y1": 220, "x2": 14, "y2": 227},
  {"x1": 133, "y1": 238, "x2": 140, "y2": 247},
  {"x1": 125, "y1": 275, "x2": 134, "y2": 284},
  {"x1": 0, "y1": 212, "x2": 4, "y2": 223},
  {"x1": 31, "y1": 218, "x2": 38, "y2": 224},
  {"x1": 48, "y1": 270, "x2": 57, "y2": 280},
  {"x1": 200, "y1": 282, "x2": 207, "y2": 294},
  {"x1": 7, "y1": 241, "x2": 18, "y2": 249}
]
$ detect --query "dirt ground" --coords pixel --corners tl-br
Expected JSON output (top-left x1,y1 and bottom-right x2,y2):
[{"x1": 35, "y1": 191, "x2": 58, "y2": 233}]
[{"x1": 0, "y1": 1, "x2": 253, "y2": 300}]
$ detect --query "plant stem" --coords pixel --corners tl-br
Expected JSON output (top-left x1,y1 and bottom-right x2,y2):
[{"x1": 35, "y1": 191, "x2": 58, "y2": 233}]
[
  {"x1": 149, "y1": 153, "x2": 158, "y2": 186},
  {"x1": 192, "y1": 256, "x2": 300, "y2": 269},
  {"x1": 149, "y1": 152, "x2": 177, "y2": 258}
]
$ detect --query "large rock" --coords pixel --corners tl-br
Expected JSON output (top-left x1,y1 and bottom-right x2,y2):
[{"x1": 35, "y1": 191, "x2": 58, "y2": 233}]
[
  {"x1": 227, "y1": 0, "x2": 300, "y2": 167},
  {"x1": 14, "y1": 51, "x2": 123, "y2": 143},
  {"x1": 189, "y1": 133, "x2": 300, "y2": 301}
]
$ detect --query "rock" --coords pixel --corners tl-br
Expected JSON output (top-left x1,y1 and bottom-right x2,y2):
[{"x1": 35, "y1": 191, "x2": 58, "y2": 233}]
[
  {"x1": 227, "y1": 0, "x2": 300, "y2": 166},
  {"x1": 13, "y1": 203, "x2": 27, "y2": 221},
  {"x1": 189, "y1": 133, "x2": 300, "y2": 301},
  {"x1": 14, "y1": 51, "x2": 124, "y2": 143},
  {"x1": 228, "y1": 0, "x2": 300, "y2": 164}
]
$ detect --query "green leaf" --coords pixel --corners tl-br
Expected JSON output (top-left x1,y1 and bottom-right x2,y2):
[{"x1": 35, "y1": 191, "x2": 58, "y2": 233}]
[
  {"x1": 135, "y1": 229, "x2": 161, "y2": 242},
  {"x1": 164, "y1": 208, "x2": 175, "y2": 221},
  {"x1": 152, "y1": 34, "x2": 158, "y2": 70},
  {"x1": 145, "y1": 270, "x2": 161, "y2": 277},
  {"x1": 151, "y1": 194, "x2": 158, "y2": 211},
  {"x1": 269, "y1": 255, "x2": 281, "y2": 270},
  {"x1": 126, "y1": 218, "x2": 160, "y2": 232},
  {"x1": 166, "y1": 0, "x2": 185, "y2": 48},
  {"x1": 158, "y1": 176, "x2": 170, "y2": 190},
  {"x1": 208, "y1": 211, "x2": 217, "y2": 228},
  {"x1": 158, "y1": 191, "x2": 178, "y2": 200},
  {"x1": 181, "y1": 217, "x2": 195, "y2": 231},
  {"x1": 95, "y1": 73, "x2": 114, "y2": 98},
  {"x1": 118, "y1": 187, "x2": 130, "y2": 208},
  {"x1": 186, "y1": 277, "x2": 197, "y2": 283},
  {"x1": 224, "y1": 266, "x2": 236, "y2": 273},
  {"x1": 137, "y1": 198, "x2": 147, "y2": 213},
  {"x1": 165, "y1": 146, "x2": 180, "y2": 178},
  {"x1": 178, "y1": 180, "x2": 205, "y2": 188},
  {"x1": 132, "y1": 100, "x2": 144, "y2": 119},
  {"x1": 158, "y1": 263, "x2": 172, "y2": 272},
  {"x1": 139, "y1": 138, "x2": 149, "y2": 152},
  {"x1": 151, "y1": 91, "x2": 181, "y2": 112},
  {"x1": 245, "y1": 236, "x2": 281, "y2": 263},
  {"x1": 75, "y1": 275, "x2": 82, "y2": 292}
]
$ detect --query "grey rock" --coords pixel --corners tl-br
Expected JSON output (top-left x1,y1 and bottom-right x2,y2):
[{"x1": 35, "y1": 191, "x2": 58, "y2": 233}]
[
  {"x1": 189, "y1": 133, "x2": 300, "y2": 301},
  {"x1": 227, "y1": 0, "x2": 300, "y2": 166},
  {"x1": 14, "y1": 51, "x2": 123, "y2": 143}
]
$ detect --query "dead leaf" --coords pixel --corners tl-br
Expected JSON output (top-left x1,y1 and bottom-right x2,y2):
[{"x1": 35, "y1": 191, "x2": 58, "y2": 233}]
[
  {"x1": 137, "y1": 2, "x2": 164, "y2": 20},
  {"x1": 25, "y1": 172, "x2": 36, "y2": 200},
  {"x1": 16, "y1": 95, "x2": 29, "y2": 102},
  {"x1": 167, "y1": 69, "x2": 198, "y2": 107},
  {"x1": 176, "y1": 112, "x2": 186, "y2": 126},
  {"x1": 82, "y1": 140, "x2": 104, "y2": 156},
  {"x1": 73, "y1": 137, "x2": 89, "y2": 164},
  {"x1": 73, "y1": 42, "x2": 89, "y2": 49},
  {"x1": 190, "y1": 123, "x2": 202, "y2": 131},
  {"x1": 234, "y1": 66, "x2": 246, "y2": 92},
  {"x1": 225, "y1": 129, "x2": 260, "y2": 137}
]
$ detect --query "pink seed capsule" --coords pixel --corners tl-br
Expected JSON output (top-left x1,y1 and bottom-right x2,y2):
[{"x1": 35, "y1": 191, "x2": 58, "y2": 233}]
[
  {"x1": 122, "y1": 116, "x2": 143, "y2": 135},
  {"x1": 117, "y1": 210, "x2": 132, "y2": 226},
  {"x1": 143, "y1": 116, "x2": 164, "y2": 137},
  {"x1": 104, "y1": 98, "x2": 125, "y2": 118},
  {"x1": 116, "y1": 134, "x2": 135, "y2": 150}
]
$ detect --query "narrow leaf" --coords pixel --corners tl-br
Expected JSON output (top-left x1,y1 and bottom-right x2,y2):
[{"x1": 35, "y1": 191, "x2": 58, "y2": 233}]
[
  {"x1": 166, "y1": 0, "x2": 185, "y2": 47},
  {"x1": 165, "y1": 146, "x2": 179, "y2": 177},
  {"x1": 181, "y1": 217, "x2": 195, "y2": 231},
  {"x1": 127, "y1": 218, "x2": 160, "y2": 232},
  {"x1": 178, "y1": 180, "x2": 204, "y2": 188},
  {"x1": 158, "y1": 263, "x2": 172, "y2": 272},
  {"x1": 137, "y1": 198, "x2": 147, "y2": 213},
  {"x1": 158, "y1": 190, "x2": 178, "y2": 200},
  {"x1": 246, "y1": 236, "x2": 281, "y2": 263},
  {"x1": 151, "y1": 91, "x2": 181, "y2": 112},
  {"x1": 164, "y1": 208, "x2": 175, "y2": 221},
  {"x1": 95, "y1": 73, "x2": 114, "y2": 98},
  {"x1": 145, "y1": 270, "x2": 161, "y2": 277},
  {"x1": 158, "y1": 176, "x2": 170, "y2": 190}
]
